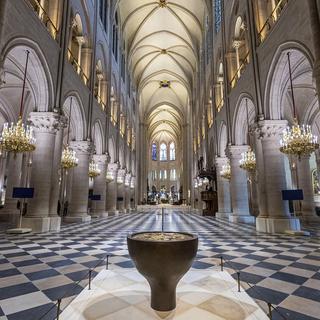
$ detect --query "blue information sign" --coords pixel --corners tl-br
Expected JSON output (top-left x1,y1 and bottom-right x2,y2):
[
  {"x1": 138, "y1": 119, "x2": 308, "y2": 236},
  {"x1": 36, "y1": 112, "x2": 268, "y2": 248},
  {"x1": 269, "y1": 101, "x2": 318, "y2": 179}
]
[
  {"x1": 12, "y1": 188, "x2": 34, "y2": 199},
  {"x1": 282, "y1": 189, "x2": 303, "y2": 201}
]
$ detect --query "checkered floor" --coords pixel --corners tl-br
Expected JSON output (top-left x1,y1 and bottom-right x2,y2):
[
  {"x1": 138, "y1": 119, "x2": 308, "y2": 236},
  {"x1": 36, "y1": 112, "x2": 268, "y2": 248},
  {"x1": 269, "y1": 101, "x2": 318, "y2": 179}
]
[{"x1": 0, "y1": 211, "x2": 319, "y2": 320}]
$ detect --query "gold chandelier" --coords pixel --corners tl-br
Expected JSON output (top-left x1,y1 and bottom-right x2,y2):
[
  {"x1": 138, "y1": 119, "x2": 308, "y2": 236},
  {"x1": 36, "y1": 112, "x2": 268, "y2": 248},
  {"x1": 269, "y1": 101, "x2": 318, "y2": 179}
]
[
  {"x1": 89, "y1": 159, "x2": 101, "y2": 178},
  {"x1": 239, "y1": 98, "x2": 256, "y2": 173},
  {"x1": 0, "y1": 51, "x2": 36, "y2": 154},
  {"x1": 0, "y1": 117, "x2": 36, "y2": 153},
  {"x1": 280, "y1": 119, "x2": 319, "y2": 157},
  {"x1": 279, "y1": 52, "x2": 319, "y2": 158},
  {"x1": 220, "y1": 162, "x2": 231, "y2": 180},
  {"x1": 61, "y1": 97, "x2": 78, "y2": 169},
  {"x1": 239, "y1": 147, "x2": 256, "y2": 173},
  {"x1": 61, "y1": 145, "x2": 78, "y2": 169}
]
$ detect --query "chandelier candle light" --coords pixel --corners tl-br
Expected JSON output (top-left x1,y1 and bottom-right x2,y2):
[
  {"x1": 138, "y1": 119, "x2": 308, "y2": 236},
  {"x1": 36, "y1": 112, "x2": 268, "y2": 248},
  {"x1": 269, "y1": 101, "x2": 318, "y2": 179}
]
[
  {"x1": 239, "y1": 98, "x2": 256, "y2": 173},
  {"x1": 0, "y1": 50, "x2": 36, "y2": 154},
  {"x1": 61, "y1": 98, "x2": 79, "y2": 169},
  {"x1": 280, "y1": 52, "x2": 319, "y2": 159},
  {"x1": 220, "y1": 161, "x2": 231, "y2": 180},
  {"x1": 89, "y1": 159, "x2": 101, "y2": 178}
]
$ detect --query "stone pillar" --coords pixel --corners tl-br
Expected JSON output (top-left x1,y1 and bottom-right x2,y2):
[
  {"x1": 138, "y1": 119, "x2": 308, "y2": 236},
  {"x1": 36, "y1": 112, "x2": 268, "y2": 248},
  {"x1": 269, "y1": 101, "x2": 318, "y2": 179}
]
[
  {"x1": 22, "y1": 112, "x2": 60, "y2": 232},
  {"x1": 227, "y1": 145, "x2": 255, "y2": 223},
  {"x1": 124, "y1": 173, "x2": 131, "y2": 212},
  {"x1": 215, "y1": 157, "x2": 232, "y2": 219},
  {"x1": 106, "y1": 163, "x2": 118, "y2": 215},
  {"x1": 117, "y1": 168, "x2": 126, "y2": 212},
  {"x1": 65, "y1": 140, "x2": 92, "y2": 223},
  {"x1": 256, "y1": 120, "x2": 301, "y2": 233},
  {"x1": 0, "y1": 153, "x2": 22, "y2": 222},
  {"x1": 49, "y1": 117, "x2": 67, "y2": 231},
  {"x1": 296, "y1": 155, "x2": 319, "y2": 222},
  {"x1": 92, "y1": 154, "x2": 107, "y2": 216}
]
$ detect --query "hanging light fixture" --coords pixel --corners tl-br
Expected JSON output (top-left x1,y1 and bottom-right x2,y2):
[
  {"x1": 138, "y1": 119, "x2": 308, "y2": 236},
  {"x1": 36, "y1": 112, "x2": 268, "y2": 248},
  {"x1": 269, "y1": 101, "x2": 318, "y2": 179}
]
[
  {"x1": 239, "y1": 98, "x2": 256, "y2": 173},
  {"x1": 280, "y1": 52, "x2": 319, "y2": 159},
  {"x1": 89, "y1": 159, "x2": 101, "y2": 178},
  {"x1": 61, "y1": 98, "x2": 78, "y2": 169},
  {"x1": 0, "y1": 50, "x2": 36, "y2": 154},
  {"x1": 220, "y1": 161, "x2": 231, "y2": 180}
]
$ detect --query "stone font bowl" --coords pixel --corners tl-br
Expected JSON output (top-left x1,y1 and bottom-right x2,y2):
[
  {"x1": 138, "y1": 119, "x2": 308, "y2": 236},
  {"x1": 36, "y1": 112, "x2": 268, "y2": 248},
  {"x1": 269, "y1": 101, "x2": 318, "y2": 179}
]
[{"x1": 127, "y1": 232, "x2": 198, "y2": 311}]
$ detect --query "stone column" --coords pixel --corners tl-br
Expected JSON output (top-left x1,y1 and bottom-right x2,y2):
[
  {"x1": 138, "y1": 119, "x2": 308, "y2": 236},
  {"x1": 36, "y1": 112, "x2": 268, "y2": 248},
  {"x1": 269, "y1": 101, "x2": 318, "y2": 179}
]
[
  {"x1": 49, "y1": 117, "x2": 67, "y2": 231},
  {"x1": 296, "y1": 155, "x2": 319, "y2": 222},
  {"x1": 124, "y1": 173, "x2": 131, "y2": 212},
  {"x1": 227, "y1": 145, "x2": 255, "y2": 223},
  {"x1": 106, "y1": 163, "x2": 118, "y2": 215},
  {"x1": 76, "y1": 36, "x2": 85, "y2": 74},
  {"x1": 22, "y1": 112, "x2": 60, "y2": 232},
  {"x1": 215, "y1": 157, "x2": 232, "y2": 219},
  {"x1": 256, "y1": 120, "x2": 301, "y2": 233},
  {"x1": 65, "y1": 140, "x2": 92, "y2": 223},
  {"x1": 1, "y1": 153, "x2": 23, "y2": 222},
  {"x1": 92, "y1": 154, "x2": 107, "y2": 216},
  {"x1": 117, "y1": 168, "x2": 126, "y2": 212}
]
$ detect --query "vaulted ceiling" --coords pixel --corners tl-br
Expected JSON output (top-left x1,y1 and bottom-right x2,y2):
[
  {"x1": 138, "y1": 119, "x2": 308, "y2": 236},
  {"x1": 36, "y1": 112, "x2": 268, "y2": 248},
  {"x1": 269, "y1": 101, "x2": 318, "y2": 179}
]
[{"x1": 118, "y1": 0, "x2": 206, "y2": 144}]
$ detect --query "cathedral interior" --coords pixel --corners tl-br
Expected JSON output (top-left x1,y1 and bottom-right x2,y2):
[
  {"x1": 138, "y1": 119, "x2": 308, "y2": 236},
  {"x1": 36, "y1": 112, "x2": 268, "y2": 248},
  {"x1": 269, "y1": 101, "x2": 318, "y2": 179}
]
[{"x1": 0, "y1": 0, "x2": 319, "y2": 319}]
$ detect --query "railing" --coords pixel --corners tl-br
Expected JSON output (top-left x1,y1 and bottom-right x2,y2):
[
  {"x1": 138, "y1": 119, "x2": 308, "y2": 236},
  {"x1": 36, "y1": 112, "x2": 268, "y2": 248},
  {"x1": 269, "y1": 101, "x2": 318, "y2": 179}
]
[
  {"x1": 219, "y1": 255, "x2": 288, "y2": 319},
  {"x1": 67, "y1": 49, "x2": 90, "y2": 86},
  {"x1": 229, "y1": 51, "x2": 250, "y2": 88},
  {"x1": 257, "y1": 0, "x2": 290, "y2": 45},
  {"x1": 37, "y1": 253, "x2": 111, "y2": 320},
  {"x1": 216, "y1": 99, "x2": 224, "y2": 112},
  {"x1": 26, "y1": 0, "x2": 58, "y2": 40},
  {"x1": 94, "y1": 93, "x2": 107, "y2": 111}
]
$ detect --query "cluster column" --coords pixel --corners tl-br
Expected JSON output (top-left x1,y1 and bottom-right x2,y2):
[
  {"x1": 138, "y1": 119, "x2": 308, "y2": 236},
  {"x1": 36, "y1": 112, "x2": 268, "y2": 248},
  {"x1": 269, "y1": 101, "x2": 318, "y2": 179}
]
[
  {"x1": 117, "y1": 168, "x2": 126, "y2": 212},
  {"x1": 125, "y1": 173, "x2": 131, "y2": 212},
  {"x1": 106, "y1": 163, "x2": 119, "y2": 215},
  {"x1": 296, "y1": 155, "x2": 319, "y2": 222},
  {"x1": 22, "y1": 112, "x2": 60, "y2": 232},
  {"x1": 92, "y1": 154, "x2": 108, "y2": 216},
  {"x1": 65, "y1": 140, "x2": 92, "y2": 223},
  {"x1": 215, "y1": 157, "x2": 232, "y2": 219},
  {"x1": 227, "y1": 145, "x2": 255, "y2": 223},
  {"x1": 256, "y1": 120, "x2": 301, "y2": 233},
  {"x1": 1, "y1": 153, "x2": 22, "y2": 222}
]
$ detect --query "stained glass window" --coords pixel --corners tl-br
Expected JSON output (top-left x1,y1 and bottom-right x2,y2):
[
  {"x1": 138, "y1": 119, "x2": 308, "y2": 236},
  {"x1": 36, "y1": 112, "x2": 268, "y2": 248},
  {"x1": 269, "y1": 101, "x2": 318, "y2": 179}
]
[
  {"x1": 215, "y1": 0, "x2": 222, "y2": 33},
  {"x1": 169, "y1": 142, "x2": 175, "y2": 161},
  {"x1": 160, "y1": 143, "x2": 167, "y2": 161},
  {"x1": 152, "y1": 143, "x2": 157, "y2": 161}
]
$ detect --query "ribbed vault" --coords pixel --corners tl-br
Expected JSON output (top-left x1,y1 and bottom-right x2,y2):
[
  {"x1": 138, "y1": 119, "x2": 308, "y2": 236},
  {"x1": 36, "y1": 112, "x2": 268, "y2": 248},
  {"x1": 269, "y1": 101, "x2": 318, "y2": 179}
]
[{"x1": 119, "y1": 0, "x2": 206, "y2": 146}]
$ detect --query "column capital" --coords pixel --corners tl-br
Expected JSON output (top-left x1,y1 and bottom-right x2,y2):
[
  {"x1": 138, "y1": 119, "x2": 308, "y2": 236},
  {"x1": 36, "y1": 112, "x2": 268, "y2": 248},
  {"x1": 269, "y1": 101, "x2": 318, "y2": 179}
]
[
  {"x1": 215, "y1": 156, "x2": 229, "y2": 167},
  {"x1": 69, "y1": 140, "x2": 93, "y2": 155},
  {"x1": 118, "y1": 168, "x2": 126, "y2": 177},
  {"x1": 28, "y1": 112, "x2": 61, "y2": 134},
  {"x1": 227, "y1": 145, "x2": 249, "y2": 159},
  {"x1": 93, "y1": 154, "x2": 108, "y2": 165},
  {"x1": 257, "y1": 120, "x2": 288, "y2": 140},
  {"x1": 107, "y1": 162, "x2": 119, "y2": 172}
]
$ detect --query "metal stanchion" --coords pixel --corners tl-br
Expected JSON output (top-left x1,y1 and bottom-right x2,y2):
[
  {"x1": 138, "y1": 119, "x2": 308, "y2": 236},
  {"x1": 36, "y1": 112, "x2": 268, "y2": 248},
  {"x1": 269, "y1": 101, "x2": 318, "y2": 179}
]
[
  {"x1": 268, "y1": 302, "x2": 273, "y2": 319},
  {"x1": 106, "y1": 254, "x2": 109, "y2": 270},
  {"x1": 220, "y1": 256, "x2": 224, "y2": 271},
  {"x1": 237, "y1": 272, "x2": 241, "y2": 292},
  {"x1": 56, "y1": 298, "x2": 62, "y2": 320},
  {"x1": 162, "y1": 207, "x2": 164, "y2": 232},
  {"x1": 88, "y1": 270, "x2": 92, "y2": 290}
]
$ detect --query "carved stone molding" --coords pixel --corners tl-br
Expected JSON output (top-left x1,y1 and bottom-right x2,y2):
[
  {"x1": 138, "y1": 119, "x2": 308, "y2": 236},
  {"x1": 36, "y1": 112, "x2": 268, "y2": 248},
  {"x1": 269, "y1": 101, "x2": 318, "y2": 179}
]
[
  {"x1": 215, "y1": 156, "x2": 229, "y2": 168},
  {"x1": 107, "y1": 162, "x2": 119, "y2": 172},
  {"x1": 69, "y1": 140, "x2": 93, "y2": 155},
  {"x1": 227, "y1": 145, "x2": 249, "y2": 159},
  {"x1": 257, "y1": 120, "x2": 288, "y2": 140},
  {"x1": 28, "y1": 112, "x2": 61, "y2": 134},
  {"x1": 93, "y1": 154, "x2": 108, "y2": 166}
]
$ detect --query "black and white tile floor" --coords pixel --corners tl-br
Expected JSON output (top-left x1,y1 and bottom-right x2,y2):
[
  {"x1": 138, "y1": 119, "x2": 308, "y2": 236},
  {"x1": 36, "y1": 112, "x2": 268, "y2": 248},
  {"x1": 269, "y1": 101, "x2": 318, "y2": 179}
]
[{"x1": 0, "y1": 211, "x2": 319, "y2": 320}]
